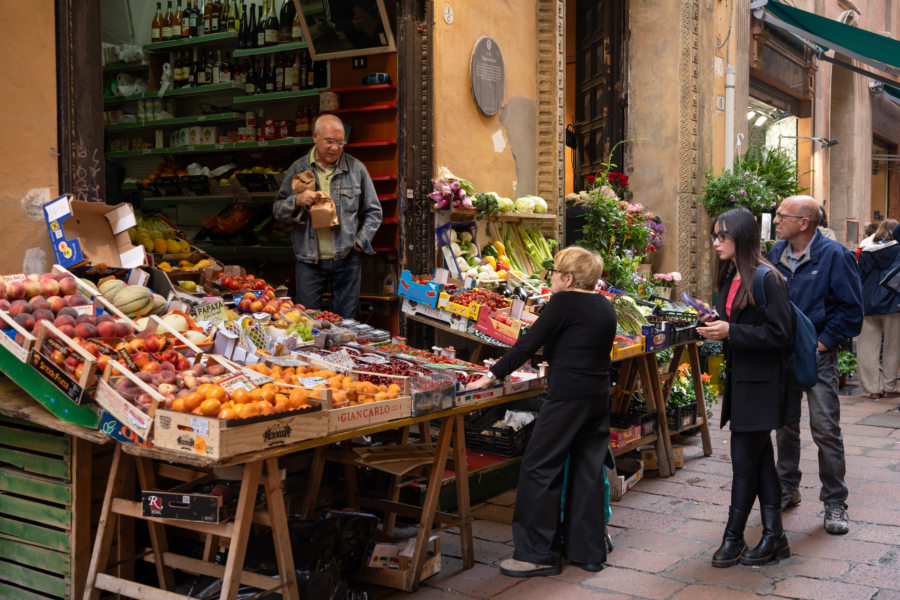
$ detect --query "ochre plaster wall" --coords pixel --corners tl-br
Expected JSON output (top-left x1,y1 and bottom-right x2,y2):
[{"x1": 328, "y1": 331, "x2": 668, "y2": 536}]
[
  {"x1": 0, "y1": 1, "x2": 58, "y2": 275},
  {"x1": 432, "y1": 1, "x2": 538, "y2": 199}
]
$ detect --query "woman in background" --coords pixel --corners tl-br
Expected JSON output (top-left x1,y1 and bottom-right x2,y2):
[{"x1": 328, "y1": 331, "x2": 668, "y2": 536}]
[
  {"x1": 697, "y1": 208, "x2": 795, "y2": 567},
  {"x1": 467, "y1": 246, "x2": 616, "y2": 577}
]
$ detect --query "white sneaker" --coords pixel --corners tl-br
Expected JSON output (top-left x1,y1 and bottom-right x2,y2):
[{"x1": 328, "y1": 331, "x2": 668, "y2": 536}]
[{"x1": 499, "y1": 557, "x2": 561, "y2": 578}]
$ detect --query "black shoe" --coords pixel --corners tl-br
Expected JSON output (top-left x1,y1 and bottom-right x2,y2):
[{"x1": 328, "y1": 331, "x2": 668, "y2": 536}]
[
  {"x1": 711, "y1": 506, "x2": 749, "y2": 568},
  {"x1": 780, "y1": 488, "x2": 801, "y2": 511},
  {"x1": 741, "y1": 504, "x2": 790, "y2": 566},
  {"x1": 570, "y1": 560, "x2": 603, "y2": 572},
  {"x1": 824, "y1": 502, "x2": 849, "y2": 535}
]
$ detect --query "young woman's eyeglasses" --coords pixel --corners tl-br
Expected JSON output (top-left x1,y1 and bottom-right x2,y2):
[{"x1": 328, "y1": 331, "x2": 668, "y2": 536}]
[{"x1": 710, "y1": 232, "x2": 732, "y2": 244}]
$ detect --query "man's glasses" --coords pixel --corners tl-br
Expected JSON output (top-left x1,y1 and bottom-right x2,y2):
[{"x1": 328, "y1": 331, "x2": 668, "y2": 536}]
[
  {"x1": 775, "y1": 211, "x2": 806, "y2": 220},
  {"x1": 710, "y1": 232, "x2": 732, "y2": 244},
  {"x1": 321, "y1": 138, "x2": 346, "y2": 147}
]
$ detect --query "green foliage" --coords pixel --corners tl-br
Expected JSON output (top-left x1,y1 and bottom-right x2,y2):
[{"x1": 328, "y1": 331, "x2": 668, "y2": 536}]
[
  {"x1": 667, "y1": 364, "x2": 719, "y2": 407},
  {"x1": 837, "y1": 351, "x2": 857, "y2": 377},
  {"x1": 700, "y1": 145, "x2": 804, "y2": 218}
]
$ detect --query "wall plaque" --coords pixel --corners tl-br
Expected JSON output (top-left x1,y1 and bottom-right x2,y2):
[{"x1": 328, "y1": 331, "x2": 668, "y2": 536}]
[{"x1": 470, "y1": 36, "x2": 505, "y2": 116}]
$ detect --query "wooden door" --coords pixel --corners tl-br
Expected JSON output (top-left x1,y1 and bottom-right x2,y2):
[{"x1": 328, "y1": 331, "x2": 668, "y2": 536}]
[{"x1": 574, "y1": 0, "x2": 626, "y2": 188}]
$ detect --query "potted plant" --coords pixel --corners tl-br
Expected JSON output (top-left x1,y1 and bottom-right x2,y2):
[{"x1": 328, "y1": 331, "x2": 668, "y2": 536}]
[{"x1": 837, "y1": 351, "x2": 857, "y2": 389}]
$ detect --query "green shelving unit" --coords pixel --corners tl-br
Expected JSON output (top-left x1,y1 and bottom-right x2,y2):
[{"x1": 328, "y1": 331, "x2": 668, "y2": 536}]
[
  {"x1": 102, "y1": 61, "x2": 148, "y2": 73},
  {"x1": 191, "y1": 244, "x2": 294, "y2": 258},
  {"x1": 103, "y1": 82, "x2": 243, "y2": 106},
  {"x1": 143, "y1": 31, "x2": 238, "y2": 52},
  {"x1": 141, "y1": 193, "x2": 275, "y2": 208},
  {"x1": 106, "y1": 136, "x2": 313, "y2": 158},
  {"x1": 105, "y1": 111, "x2": 244, "y2": 132},
  {"x1": 232, "y1": 88, "x2": 325, "y2": 104},
  {"x1": 233, "y1": 41, "x2": 308, "y2": 58}
]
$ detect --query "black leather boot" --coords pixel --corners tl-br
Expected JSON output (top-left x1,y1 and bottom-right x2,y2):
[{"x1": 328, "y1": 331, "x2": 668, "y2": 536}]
[
  {"x1": 740, "y1": 504, "x2": 790, "y2": 565},
  {"x1": 711, "y1": 506, "x2": 749, "y2": 568}
]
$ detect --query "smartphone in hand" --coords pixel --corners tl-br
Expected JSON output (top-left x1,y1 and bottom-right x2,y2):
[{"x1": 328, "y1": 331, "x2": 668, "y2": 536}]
[{"x1": 682, "y1": 291, "x2": 716, "y2": 318}]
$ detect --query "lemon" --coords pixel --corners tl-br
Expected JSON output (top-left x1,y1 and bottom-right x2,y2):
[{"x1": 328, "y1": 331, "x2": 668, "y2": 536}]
[
  {"x1": 141, "y1": 238, "x2": 154, "y2": 252},
  {"x1": 178, "y1": 280, "x2": 197, "y2": 292},
  {"x1": 149, "y1": 230, "x2": 164, "y2": 241},
  {"x1": 179, "y1": 240, "x2": 191, "y2": 253}
]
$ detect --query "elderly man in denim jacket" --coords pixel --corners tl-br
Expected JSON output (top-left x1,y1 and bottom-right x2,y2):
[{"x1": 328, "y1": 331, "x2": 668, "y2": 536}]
[{"x1": 273, "y1": 114, "x2": 382, "y2": 318}]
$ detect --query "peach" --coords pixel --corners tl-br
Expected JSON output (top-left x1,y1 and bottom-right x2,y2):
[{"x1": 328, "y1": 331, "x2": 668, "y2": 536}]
[
  {"x1": 22, "y1": 280, "x2": 41, "y2": 299},
  {"x1": 96, "y1": 321, "x2": 117, "y2": 338},
  {"x1": 144, "y1": 334, "x2": 164, "y2": 353},
  {"x1": 0, "y1": 285, "x2": 5, "y2": 301},
  {"x1": 57, "y1": 306, "x2": 78, "y2": 319},
  {"x1": 250, "y1": 300, "x2": 264, "y2": 312},
  {"x1": 40, "y1": 279, "x2": 59, "y2": 297},
  {"x1": 67, "y1": 293, "x2": 91, "y2": 307},
  {"x1": 75, "y1": 314, "x2": 95, "y2": 325},
  {"x1": 57, "y1": 324, "x2": 75, "y2": 338},
  {"x1": 13, "y1": 313, "x2": 35, "y2": 331},
  {"x1": 141, "y1": 360, "x2": 160, "y2": 373},
  {"x1": 74, "y1": 323, "x2": 97, "y2": 339},
  {"x1": 5, "y1": 281, "x2": 25, "y2": 300},
  {"x1": 132, "y1": 351, "x2": 150, "y2": 368},
  {"x1": 29, "y1": 297, "x2": 50, "y2": 312},
  {"x1": 32, "y1": 308, "x2": 55, "y2": 324},
  {"x1": 9, "y1": 300, "x2": 31, "y2": 317},
  {"x1": 48, "y1": 296, "x2": 68, "y2": 314},
  {"x1": 114, "y1": 322, "x2": 132, "y2": 338},
  {"x1": 58, "y1": 276, "x2": 78, "y2": 296},
  {"x1": 0, "y1": 299, "x2": 9, "y2": 312},
  {"x1": 95, "y1": 313, "x2": 114, "y2": 324},
  {"x1": 242, "y1": 292, "x2": 257, "y2": 301},
  {"x1": 54, "y1": 314, "x2": 76, "y2": 328}
]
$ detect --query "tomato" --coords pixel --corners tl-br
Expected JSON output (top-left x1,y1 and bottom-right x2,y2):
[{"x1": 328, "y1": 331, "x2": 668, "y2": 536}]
[
  {"x1": 254, "y1": 280, "x2": 267, "y2": 290},
  {"x1": 240, "y1": 282, "x2": 254, "y2": 290},
  {"x1": 221, "y1": 276, "x2": 235, "y2": 289},
  {"x1": 245, "y1": 274, "x2": 256, "y2": 281}
]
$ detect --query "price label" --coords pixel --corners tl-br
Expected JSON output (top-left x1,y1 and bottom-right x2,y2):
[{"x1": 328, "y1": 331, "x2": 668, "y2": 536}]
[
  {"x1": 215, "y1": 373, "x2": 256, "y2": 394},
  {"x1": 192, "y1": 298, "x2": 227, "y2": 324},
  {"x1": 297, "y1": 376, "x2": 329, "y2": 388},
  {"x1": 189, "y1": 416, "x2": 210, "y2": 436},
  {"x1": 142, "y1": 149, "x2": 152, "y2": 154},
  {"x1": 356, "y1": 355, "x2": 390, "y2": 365}
]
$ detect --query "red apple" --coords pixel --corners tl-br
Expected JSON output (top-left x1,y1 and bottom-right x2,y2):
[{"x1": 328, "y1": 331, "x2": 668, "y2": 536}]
[
  {"x1": 67, "y1": 293, "x2": 91, "y2": 307},
  {"x1": 175, "y1": 357, "x2": 191, "y2": 371},
  {"x1": 40, "y1": 279, "x2": 59, "y2": 297},
  {"x1": 58, "y1": 277, "x2": 78, "y2": 296},
  {"x1": 9, "y1": 300, "x2": 31, "y2": 317},
  {"x1": 48, "y1": 296, "x2": 68, "y2": 314},
  {"x1": 74, "y1": 323, "x2": 97, "y2": 339},
  {"x1": 22, "y1": 280, "x2": 41, "y2": 299},
  {"x1": 13, "y1": 313, "x2": 35, "y2": 331},
  {"x1": 6, "y1": 281, "x2": 25, "y2": 300},
  {"x1": 96, "y1": 321, "x2": 117, "y2": 338},
  {"x1": 114, "y1": 322, "x2": 132, "y2": 338}
]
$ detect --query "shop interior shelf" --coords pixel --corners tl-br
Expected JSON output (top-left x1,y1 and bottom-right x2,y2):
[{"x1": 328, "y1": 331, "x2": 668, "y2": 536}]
[
  {"x1": 377, "y1": 193, "x2": 397, "y2": 202},
  {"x1": 324, "y1": 83, "x2": 396, "y2": 94},
  {"x1": 103, "y1": 82, "x2": 243, "y2": 106},
  {"x1": 105, "y1": 111, "x2": 244, "y2": 131},
  {"x1": 143, "y1": 31, "x2": 238, "y2": 52},
  {"x1": 372, "y1": 245, "x2": 396, "y2": 253},
  {"x1": 344, "y1": 138, "x2": 397, "y2": 148},
  {"x1": 107, "y1": 136, "x2": 313, "y2": 158},
  {"x1": 191, "y1": 243, "x2": 295, "y2": 257},
  {"x1": 382, "y1": 217, "x2": 399, "y2": 225},
  {"x1": 324, "y1": 102, "x2": 397, "y2": 115},
  {"x1": 141, "y1": 192, "x2": 275, "y2": 207},
  {"x1": 232, "y1": 88, "x2": 326, "y2": 104},
  {"x1": 102, "y1": 60, "x2": 149, "y2": 73},
  {"x1": 448, "y1": 208, "x2": 558, "y2": 221},
  {"x1": 370, "y1": 174, "x2": 397, "y2": 182},
  {"x1": 232, "y1": 41, "x2": 308, "y2": 58}
]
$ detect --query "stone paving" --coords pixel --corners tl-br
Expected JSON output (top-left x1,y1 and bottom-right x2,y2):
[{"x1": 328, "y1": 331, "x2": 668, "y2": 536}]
[{"x1": 370, "y1": 390, "x2": 900, "y2": 600}]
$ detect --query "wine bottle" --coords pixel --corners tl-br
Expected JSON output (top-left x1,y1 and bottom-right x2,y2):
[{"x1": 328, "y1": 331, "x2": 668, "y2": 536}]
[
  {"x1": 189, "y1": 48, "x2": 199, "y2": 86},
  {"x1": 203, "y1": 0, "x2": 212, "y2": 34},
  {"x1": 279, "y1": 0, "x2": 294, "y2": 43},
  {"x1": 238, "y1": 2, "x2": 247, "y2": 47},
  {"x1": 173, "y1": 0, "x2": 183, "y2": 38},
  {"x1": 151, "y1": 3, "x2": 163, "y2": 42},
  {"x1": 212, "y1": 50, "x2": 222, "y2": 84},
  {"x1": 221, "y1": 51, "x2": 232, "y2": 82},
  {"x1": 205, "y1": 50, "x2": 214, "y2": 83},
  {"x1": 227, "y1": 0, "x2": 236, "y2": 31},
  {"x1": 189, "y1": 0, "x2": 199, "y2": 36},
  {"x1": 246, "y1": 3, "x2": 257, "y2": 48},
  {"x1": 305, "y1": 51, "x2": 315, "y2": 89},
  {"x1": 291, "y1": 4, "x2": 303, "y2": 42},
  {"x1": 181, "y1": 0, "x2": 191, "y2": 37},
  {"x1": 257, "y1": 0, "x2": 266, "y2": 48},
  {"x1": 235, "y1": 0, "x2": 243, "y2": 33},
  {"x1": 264, "y1": 56, "x2": 274, "y2": 92},
  {"x1": 162, "y1": 1, "x2": 173, "y2": 40},
  {"x1": 245, "y1": 59, "x2": 257, "y2": 94},
  {"x1": 283, "y1": 53, "x2": 293, "y2": 90},
  {"x1": 290, "y1": 52, "x2": 300, "y2": 91},
  {"x1": 265, "y1": 0, "x2": 279, "y2": 45}
]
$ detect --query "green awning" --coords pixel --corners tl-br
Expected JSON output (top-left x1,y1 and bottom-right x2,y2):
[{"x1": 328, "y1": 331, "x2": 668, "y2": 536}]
[
  {"x1": 885, "y1": 84, "x2": 900, "y2": 107},
  {"x1": 760, "y1": 0, "x2": 900, "y2": 77}
]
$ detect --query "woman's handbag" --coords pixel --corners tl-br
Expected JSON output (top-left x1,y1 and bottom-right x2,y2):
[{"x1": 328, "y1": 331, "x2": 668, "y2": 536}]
[{"x1": 879, "y1": 262, "x2": 900, "y2": 294}]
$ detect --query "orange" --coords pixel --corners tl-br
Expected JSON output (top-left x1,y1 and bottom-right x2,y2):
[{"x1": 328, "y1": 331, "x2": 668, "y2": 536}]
[
  {"x1": 183, "y1": 391, "x2": 205, "y2": 411},
  {"x1": 196, "y1": 383, "x2": 212, "y2": 397},
  {"x1": 219, "y1": 407, "x2": 238, "y2": 420},
  {"x1": 191, "y1": 406, "x2": 204, "y2": 415},
  {"x1": 199, "y1": 398, "x2": 221, "y2": 416},
  {"x1": 205, "y1": 385, "x2": 227, "y2": 401},
  {"x1": 289, "y1": 388, "x2": 307, "y2": 404},
  {"x1": 257, "y1": 400, "x2": 274, "y2": 416},
  {"x1": 232, "y1": 388, "x2": 251, "y2": 404},
  {"x1": 261, "y1": 382, "x2": 278, "y2": 394},
  {"x1": 374, "y1": 392, "x2": 391, "y2": 402},
  {"x1": 239, "y1": 402, "x2": 260, "y2": 419},
  {"x1": 249, "y1": 388, "x2": 262, "y2": 402},
  {"x1": 387, "y1": 383, "x2": 402, "y2": 395},
  {"x1": 255, "y1": 364, "x2": 271, "y2": 376},
  {"x1": 273, "y1": 396, "x2": 288, "y2": 413},
  {"x1": 171, "y1": 398, "x2": 186, "y2": 412},
  {"x1": 271, "y1": 365, "x2": 283, "y2": 378},
  {"x1": 274, "y1": 393, "x2": 289, "y2": 406},
  {"x1": 260, "y1": 388, "x2": 276, "y2": 404}
]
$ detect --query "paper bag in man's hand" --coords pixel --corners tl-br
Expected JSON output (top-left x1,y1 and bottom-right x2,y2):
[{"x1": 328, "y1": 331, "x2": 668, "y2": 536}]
[
  {"x1": 309, "y1": 191, "x2": 340, "y2": 229},
  {"x1": 292, "y1": 170, "x2": 316, "y2": 195}
]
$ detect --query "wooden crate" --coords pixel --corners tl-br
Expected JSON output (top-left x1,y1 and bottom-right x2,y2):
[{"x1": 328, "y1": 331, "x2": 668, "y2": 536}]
[
  {"x1": 0, "y1": 415, "x2": 93, "y2": 600},
  {"x1": 325, "y1": 396, "x2": 411, "y2": 433},
  {"x1": 152, "y1": 404, "x2": 328, "y2": 459},
  {"x1": 353, "y1": 536, "x2": 441, "y2": 591}
]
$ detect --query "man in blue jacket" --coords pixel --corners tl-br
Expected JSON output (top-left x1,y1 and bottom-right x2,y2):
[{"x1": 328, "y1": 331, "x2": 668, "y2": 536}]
[{"x1": 767, "y1": 195, "x2": 863, "y2": 535}]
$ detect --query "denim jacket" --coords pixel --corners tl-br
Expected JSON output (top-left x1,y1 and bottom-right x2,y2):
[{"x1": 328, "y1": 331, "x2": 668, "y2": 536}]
[{"x1": 272, "y1": 151, "x2": 382, "y2": 263}]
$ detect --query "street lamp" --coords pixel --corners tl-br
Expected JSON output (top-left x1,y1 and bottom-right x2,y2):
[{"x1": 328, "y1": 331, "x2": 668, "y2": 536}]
[{"x1": 778, "y1": 135, "x2": 839, "y2": 147}]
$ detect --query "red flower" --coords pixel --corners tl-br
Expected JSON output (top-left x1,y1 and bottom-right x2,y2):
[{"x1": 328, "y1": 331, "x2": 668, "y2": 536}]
[{"x1": 587, "y1": 175, "x2": 596, "y2": 184}]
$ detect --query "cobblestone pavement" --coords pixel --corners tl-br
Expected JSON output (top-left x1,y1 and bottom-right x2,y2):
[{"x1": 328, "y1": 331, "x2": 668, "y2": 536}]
[{"x1": 370, "y1": 390, "x2": 900, "y2": 599}]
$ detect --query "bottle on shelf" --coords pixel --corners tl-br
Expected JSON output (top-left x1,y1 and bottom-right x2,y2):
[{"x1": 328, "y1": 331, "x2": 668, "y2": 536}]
[
  {"x1": 235, "y1": 0, "x2": 242, "y2": 33},
  {"x1": 162, "y1": 1, "x2": 173, "y2": 40},
  {"x1": 173, "y1": 0, "x2": 184, "y2": 38},
  {"x1": 179, "y1": 50, "x2": 190, "y2": 87},
  {"x1": 264, "y1": 56, "x2": 275, "y2": 93},
  {"x1": 256, "y1": 0, "x2": 266, "y2": 48},
  {"x1": 213, "y1": 50, "x2": 223, "y2": 84},
  {"x1": 279, "y1": 0, "x2": 295, "y2": 43},
  {"x1": 203, "y1": 0, "x2": 212, "y2": 34},
  {"x1": 299, "y1": 50, "x2": 308, "y2": 90},
  {"x1": 197, "y1": 48, "x2": 208, "y2": 85},
  {"x1": 291, "y1": 4, "x2": 303, "y2": 42},
  {"x1": 189, "y1": 48, "x2": 199, "y2": 86},
  {"x1": 221, "y1": 51, "x2": 232, "y2": 82},
  {"x1": 290, "y1": 51, "x2": 300, "y2": 91},
  {"x1": 238, "y1": 2, "x2": 247, "y2": 47},
  {"x1": 245, "y1": 59, "x2": 257, "y2": 94},
  {"x1": 226, "y1": 0, "x2": 236, "y2": 31},
  {"x1": 212, "y1": 0, "x2": 222, "y2": 33},
  {"x1": 305, "y1": 51, "x2": 315, "y2": 89},
  {"x1": 151, "y1": 2, "x2": 163, "y2": 42},
  {"x1": 283, "y1": 53, "x2": 294, "y2": 90},
  {"x1": 180, "y1": 0, "x2": 191, "y2": 37},
  {"x1": 265, "y1": 0, "x2": 279, "y2": 46},
  {"x1": 246, "y1": 3, "x2": 257, "y2": 48},
  {"x1": 171, "y1": 51, "x2": 181, "y2": 87},
  {"x1": 236, "y1": 59, "x2": 247, "y2": 86},
  {"x1": 189, "y1": 0, "x2": 199, "y2": 36},
  {"x1": 205, "y1": 50, "x2": 214, "y2": 84}
]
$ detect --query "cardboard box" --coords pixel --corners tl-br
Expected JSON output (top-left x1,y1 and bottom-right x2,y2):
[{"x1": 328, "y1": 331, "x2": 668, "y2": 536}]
[
  {"x1": 642, "y1": 322, "x2": 671, "y2": 353},
  {"x1": 398, "y1": 271, "x2": 443, "y2": 308},
  {"x1": 401, "y1": 298, "x2": 457, "y2": 326},
  {"x1": 326, "y1": 396, "x2": 411, "y2": 433},
  {"x1": 640, "y1": 446, "x2": 685, "y2": 471},
  {"x1": 42, "y1": 196, "x2": 144, "y2": 269},
  {"x1": 613, "y1": 456, "x2": 644, "y2": 495},
  {"x1": 152, "y1": 405, "x2": 328, "y2": 459},
  {"x1": 475, "y1": 308, "x2": 522, "y2": 346},
  {"x1": 141, "y1": 488, "x2": 233, "y2": 522},
  {"x1": 354, "y1": 536, "x2": 441, "y2": 591}
]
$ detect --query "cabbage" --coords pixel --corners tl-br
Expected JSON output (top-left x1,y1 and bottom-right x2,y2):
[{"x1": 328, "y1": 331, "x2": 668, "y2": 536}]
[
  {"x1": 514, "y1": 196, "x2": 535, "y2": 213},
  {"x1": 497, "y1": 196, "x2": 515, "y2": 212},
  {"x1": 532, "y1": 196, "x2": 548, "y2": 213}
]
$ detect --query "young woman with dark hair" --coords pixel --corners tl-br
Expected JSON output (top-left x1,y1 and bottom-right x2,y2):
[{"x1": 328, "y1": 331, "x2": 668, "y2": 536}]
[{"x1": 696, "y1": 208, "x2": 797, "y2": 567}]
